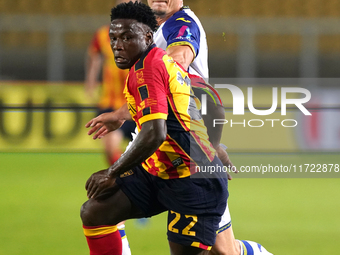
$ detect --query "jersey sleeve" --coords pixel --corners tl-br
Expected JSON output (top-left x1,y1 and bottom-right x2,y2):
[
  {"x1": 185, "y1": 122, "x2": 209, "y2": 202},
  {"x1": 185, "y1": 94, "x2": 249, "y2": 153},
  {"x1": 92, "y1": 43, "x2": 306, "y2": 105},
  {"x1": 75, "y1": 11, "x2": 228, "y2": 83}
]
[
  {"x1": 87, "y1": 30, "x2": 101, "y2": 55},
  {"x1": 133, "y1": 56, "x2": 169, "y2": 125},
  {"x1": 123, "y1": 73, "x2": 137, "y2": 118},
  {"x1": 162, "y1": 13, "x2": 200, "y2": 57}
]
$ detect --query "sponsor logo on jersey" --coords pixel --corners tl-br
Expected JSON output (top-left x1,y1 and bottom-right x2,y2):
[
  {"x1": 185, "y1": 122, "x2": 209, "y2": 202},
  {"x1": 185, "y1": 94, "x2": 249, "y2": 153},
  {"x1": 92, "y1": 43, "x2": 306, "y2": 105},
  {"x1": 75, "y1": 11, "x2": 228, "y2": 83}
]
[
  {"x1": 120, "y1": 170, "x2": 134, "y2": 178},
  {"x1": 176, "y1": 17, "x2": 191, "y2": 23},
  {"x1": 176, "y1": 72, "x2": 191, "y2": 86},
  {"x1": 176, "y1": 26, "x2": 193, "y2": 41},
  {"x1": 172, "y1": 157, "x2": 184, "y2": 167}
]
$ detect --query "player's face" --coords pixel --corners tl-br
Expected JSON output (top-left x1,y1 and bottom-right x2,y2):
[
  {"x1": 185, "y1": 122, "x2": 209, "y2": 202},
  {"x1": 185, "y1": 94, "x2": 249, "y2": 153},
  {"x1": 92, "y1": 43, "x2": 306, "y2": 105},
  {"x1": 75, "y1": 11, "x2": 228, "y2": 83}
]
[
  {"x1": 109, "y1": 19, "x2": 152, "y2": 69},
  {"x1": 116, "y1": 0, "x2": 139, "y2": 4},
  {"x1": 147, "y1": 0, "x2": 183, "y2": 17}
]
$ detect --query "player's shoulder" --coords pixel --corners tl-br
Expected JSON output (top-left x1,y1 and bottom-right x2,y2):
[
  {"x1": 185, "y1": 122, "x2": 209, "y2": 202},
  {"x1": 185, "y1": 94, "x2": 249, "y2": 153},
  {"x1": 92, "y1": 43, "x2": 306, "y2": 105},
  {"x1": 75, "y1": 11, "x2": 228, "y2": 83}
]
[
  {"x1": 132, "y1": 45, "x2": 167, "y2": 73},
  {"x1": 144, "y1": 46, "x2": 167, "y2": 67},
  {"x1": 164, "y1": 7, "x2": 199, "y2": 29}
]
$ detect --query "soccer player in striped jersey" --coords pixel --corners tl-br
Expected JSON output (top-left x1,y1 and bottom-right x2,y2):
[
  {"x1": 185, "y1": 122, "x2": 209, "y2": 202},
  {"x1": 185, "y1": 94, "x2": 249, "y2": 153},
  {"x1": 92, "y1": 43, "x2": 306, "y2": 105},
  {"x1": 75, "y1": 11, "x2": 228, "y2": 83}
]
[
  {"x1": 85, "y1": 0, "x2": 138, "y2": 166},
  {"x1": 82, "y1": 2, "x2": 229, "y2": 254},
  {"x1": 85, "y1": 2, "x2": 141, "y2": 254},
  {"x1": 86, "y1": 1, "x2": 273, "y2": 255}
]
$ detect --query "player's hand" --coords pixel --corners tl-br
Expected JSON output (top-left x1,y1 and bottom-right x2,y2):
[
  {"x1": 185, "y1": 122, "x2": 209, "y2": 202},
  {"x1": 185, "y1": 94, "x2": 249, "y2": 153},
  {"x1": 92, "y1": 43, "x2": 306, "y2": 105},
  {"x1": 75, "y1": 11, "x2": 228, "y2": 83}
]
[
  {"x1": 85, "y1": 112, "x2": 124, "y2": 139},
  {"x1": 216, "y1": 145, "x2": 238, "y2": 180},
  {"x1": 85, "y1": 169, "x2": 116, "y2": 199}
]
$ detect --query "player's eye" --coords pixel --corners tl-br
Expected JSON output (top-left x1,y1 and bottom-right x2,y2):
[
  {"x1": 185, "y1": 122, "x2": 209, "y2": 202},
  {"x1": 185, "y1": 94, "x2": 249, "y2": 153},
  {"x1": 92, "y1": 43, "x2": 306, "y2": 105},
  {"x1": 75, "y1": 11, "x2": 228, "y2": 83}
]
[{"x1": 122, "y1": 36, "x2": 131, "y2": 41}]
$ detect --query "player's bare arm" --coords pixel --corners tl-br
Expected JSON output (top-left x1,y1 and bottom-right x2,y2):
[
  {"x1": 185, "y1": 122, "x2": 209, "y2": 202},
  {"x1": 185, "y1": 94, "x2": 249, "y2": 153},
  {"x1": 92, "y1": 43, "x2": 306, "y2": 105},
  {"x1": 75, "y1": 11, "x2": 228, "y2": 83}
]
[
  {"x1": 109, "y1": 118, "x2": 167, "y2": 178},
  {"x1": 85, "y1": 103, "x2": 132, "y2": 139},
  {"x1": 206, "y1": 105, "x2": 237, "y2": 179},
  {"x1": 85, "y1": 118, "x2": 167, "y2": 198},
  {"x1": 192, "y1": 84, "x2": 237, "y2": 180},
  {"x1": 201, "y1": 94, "x2": 237, "y2": 178},
  {"x1": 166, "y1": 45, "x2": 194, "y2": 71},
  {"x1": 84, "y1": 51, "x2": 102, "y2": 101}
]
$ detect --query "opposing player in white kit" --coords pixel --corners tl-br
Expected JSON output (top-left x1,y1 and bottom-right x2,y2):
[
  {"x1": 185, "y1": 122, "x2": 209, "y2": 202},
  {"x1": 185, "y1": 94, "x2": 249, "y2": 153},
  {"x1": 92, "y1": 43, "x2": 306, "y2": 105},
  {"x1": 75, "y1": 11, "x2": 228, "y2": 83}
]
[{"x1": 86, "y1": 1, "x2": 273, "y2": 254}]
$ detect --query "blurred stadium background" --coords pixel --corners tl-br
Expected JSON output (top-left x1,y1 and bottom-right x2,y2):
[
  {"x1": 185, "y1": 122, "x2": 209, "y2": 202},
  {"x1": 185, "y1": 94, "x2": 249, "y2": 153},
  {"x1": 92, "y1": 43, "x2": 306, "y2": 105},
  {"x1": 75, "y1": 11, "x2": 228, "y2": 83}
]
[
  {"x1": 0, "y1": 0, "x2": 340, "y2": 254},
  {"x1": 2, "y1": 0, "x2": 340, "y2": 80}
]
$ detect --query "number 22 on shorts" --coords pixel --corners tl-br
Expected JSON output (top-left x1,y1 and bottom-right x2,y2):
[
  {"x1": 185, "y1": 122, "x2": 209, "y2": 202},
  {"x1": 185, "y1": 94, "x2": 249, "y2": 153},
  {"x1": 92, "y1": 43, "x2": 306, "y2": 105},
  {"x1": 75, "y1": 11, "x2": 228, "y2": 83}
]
[{"x1": 168, "y1": 210, "x2": 197, "y2": 236}]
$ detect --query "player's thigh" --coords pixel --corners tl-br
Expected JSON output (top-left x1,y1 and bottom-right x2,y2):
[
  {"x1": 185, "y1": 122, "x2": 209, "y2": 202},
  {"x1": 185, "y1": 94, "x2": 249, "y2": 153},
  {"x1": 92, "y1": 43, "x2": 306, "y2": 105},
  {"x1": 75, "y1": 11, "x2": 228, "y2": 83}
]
[
  {"x1": 169, "y1": 241, "x2": 209, "y2": 255},
  {"x1": 80, "y1": 184, "x2": 144, "y2": 226}
]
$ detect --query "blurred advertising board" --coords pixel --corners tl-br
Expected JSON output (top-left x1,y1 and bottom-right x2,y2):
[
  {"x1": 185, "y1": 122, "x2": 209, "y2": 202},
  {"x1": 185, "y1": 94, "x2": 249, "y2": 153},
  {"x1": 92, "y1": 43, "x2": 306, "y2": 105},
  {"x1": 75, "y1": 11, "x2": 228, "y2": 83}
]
[
  {"x1": 0, "y1": 80, "x2": 339, "y2": 152},
  {"x1": 0, "y1": 82, "x2": 101, "y2": 151}
]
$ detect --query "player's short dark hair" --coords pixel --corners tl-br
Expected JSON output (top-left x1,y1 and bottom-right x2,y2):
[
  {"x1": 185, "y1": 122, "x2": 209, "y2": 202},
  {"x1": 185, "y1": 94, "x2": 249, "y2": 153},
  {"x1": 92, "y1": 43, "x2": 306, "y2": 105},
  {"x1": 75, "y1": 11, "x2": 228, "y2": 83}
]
[{"x1": 110, "y1": 1, "x2": 158, "y2": 31}]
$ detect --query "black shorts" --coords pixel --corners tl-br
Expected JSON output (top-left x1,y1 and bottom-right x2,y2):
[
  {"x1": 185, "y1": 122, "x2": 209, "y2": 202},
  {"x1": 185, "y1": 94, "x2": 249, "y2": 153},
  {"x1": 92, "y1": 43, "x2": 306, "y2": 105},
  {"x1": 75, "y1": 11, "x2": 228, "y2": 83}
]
[
  {"x1": 97, "y1": 108, "x2": 136, "y2": 140},
  {"x1": 116, "y1": 158, "x2": 228, "y2": 249}
]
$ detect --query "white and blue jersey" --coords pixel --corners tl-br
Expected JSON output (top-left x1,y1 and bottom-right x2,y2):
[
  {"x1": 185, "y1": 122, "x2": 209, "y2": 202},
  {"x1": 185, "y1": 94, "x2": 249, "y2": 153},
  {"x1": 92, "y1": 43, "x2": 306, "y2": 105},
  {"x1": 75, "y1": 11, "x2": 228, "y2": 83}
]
[{"x1": 154, "y1": 6, "x2": 209, "y2": 79}]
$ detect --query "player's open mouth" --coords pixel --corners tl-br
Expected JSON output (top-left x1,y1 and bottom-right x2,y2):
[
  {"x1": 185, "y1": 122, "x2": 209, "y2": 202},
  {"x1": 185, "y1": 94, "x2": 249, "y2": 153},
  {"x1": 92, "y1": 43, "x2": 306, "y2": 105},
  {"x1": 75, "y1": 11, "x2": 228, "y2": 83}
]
[
  {"x1": 153, "y1": 1, "x2": 167, "y2": 4},
  {"x1": 115, "y1": 57, "x2": 127, "y2": 63}
]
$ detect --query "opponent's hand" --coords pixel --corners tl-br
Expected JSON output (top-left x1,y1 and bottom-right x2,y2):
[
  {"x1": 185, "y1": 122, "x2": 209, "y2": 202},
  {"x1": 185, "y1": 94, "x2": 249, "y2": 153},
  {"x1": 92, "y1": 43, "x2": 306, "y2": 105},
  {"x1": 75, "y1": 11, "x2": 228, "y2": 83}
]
[
  {"x1": 85, "y1": 169, "x2": 116, "y2": 199},
  {"x1": 85, "y1": 112, "x2": 124, "y2": 139},
  {"x1": 216, "y1": 145, "x2": 238, "y2": 180}
]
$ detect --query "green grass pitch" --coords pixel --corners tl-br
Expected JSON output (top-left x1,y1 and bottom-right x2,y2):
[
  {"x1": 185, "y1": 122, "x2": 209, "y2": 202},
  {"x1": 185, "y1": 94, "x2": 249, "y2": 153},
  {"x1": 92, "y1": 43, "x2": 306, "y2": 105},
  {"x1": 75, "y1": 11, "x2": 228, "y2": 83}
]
[{"x1": 0, "y1": 152, "x2": 339, "y2": 254}]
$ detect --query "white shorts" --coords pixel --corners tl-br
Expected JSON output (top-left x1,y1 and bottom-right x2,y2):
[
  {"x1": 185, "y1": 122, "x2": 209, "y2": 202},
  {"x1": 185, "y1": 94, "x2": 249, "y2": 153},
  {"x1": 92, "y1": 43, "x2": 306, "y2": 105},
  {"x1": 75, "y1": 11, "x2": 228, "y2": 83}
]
[{"x1": 217, "y1": 202, "x2": 232, "y2": 233}]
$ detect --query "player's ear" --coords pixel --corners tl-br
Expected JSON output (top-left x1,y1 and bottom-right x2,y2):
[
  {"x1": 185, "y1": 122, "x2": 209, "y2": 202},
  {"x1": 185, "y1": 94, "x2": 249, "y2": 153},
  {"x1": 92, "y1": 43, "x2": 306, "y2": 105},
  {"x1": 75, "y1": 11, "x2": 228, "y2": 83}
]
[{"x1": 145, "y1": 31, "x2": 153, "y2": 46}]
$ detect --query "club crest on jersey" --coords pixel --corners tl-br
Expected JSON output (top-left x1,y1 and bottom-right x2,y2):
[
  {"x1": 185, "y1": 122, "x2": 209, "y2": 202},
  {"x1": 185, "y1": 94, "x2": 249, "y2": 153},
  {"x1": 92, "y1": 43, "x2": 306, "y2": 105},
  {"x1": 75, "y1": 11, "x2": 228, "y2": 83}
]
[
  {"x1": 136, "y1": 71, "x2": 144, "y2": 84},
  {"x1": 177, "y1": 72, "x2": 191, "y2": 86},
  {"x1": 176, "y1": 17, "x2": 191, "y2": 23}
]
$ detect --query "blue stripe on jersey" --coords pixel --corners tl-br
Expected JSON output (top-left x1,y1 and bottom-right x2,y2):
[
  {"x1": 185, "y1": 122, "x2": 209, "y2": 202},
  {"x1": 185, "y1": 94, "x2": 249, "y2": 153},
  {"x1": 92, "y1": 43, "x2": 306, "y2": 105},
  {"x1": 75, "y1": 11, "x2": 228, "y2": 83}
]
[
  {"x1": 216, "y1": 221, "x2": 231, "y2": 234},
  {"x1": 118, "y1": 229, "x2": 126, "y2": 238},
  {"x1": 241, "y1": 240, "x2": 254, "y2": 255}
]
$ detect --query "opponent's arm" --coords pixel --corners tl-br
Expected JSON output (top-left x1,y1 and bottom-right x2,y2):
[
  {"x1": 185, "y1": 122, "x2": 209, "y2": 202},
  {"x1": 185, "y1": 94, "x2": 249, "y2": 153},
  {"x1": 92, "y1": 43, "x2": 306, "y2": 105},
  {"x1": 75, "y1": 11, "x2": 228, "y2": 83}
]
[
  {"x1": 166, "y1": 45, "x2": 194, "y2": 71},
  {"x1": 205, "y1": 95, "x2": 237, "y2": 176},
  {"x1": 85, "y1": 119, "x2": 167, "y2": 198},
  {"x1": 84, "y1": 50, "x2": 102, "y2": 101},
  {"x1": 203, "y1": 97, "x2": 225, "y2": 149},
  {"x1": 85, "y1": 103, "x2": 132, "y2": 139},
  {"x1": 201, "y1": 94, "x2": 236, "y2": 176},
  {"x1": 193, "y1": 85, "x2": 238, "y2": 179}
]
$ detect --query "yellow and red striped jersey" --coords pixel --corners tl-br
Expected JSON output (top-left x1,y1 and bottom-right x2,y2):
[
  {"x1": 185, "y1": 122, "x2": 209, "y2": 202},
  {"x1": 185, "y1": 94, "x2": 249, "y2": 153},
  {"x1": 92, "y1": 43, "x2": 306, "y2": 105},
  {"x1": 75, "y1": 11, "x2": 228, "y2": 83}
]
[
  {"x1": 124, "y1": 45, "x2": 215, "y2": 179},
  {"x1": 88, "y1": 25, "x2": 129, "y2": 110}
]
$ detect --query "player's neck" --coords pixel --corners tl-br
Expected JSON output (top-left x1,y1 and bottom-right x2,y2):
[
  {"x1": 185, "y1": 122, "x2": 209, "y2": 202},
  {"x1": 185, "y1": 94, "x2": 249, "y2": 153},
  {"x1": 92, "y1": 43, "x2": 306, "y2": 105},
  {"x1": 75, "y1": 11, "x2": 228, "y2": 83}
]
[
  {"x1": 156, "y1": 8, "x2": 181, "y2": 25},
  {"x1": 156, "y1": 16, "x2": 167, "y2": 26}
]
